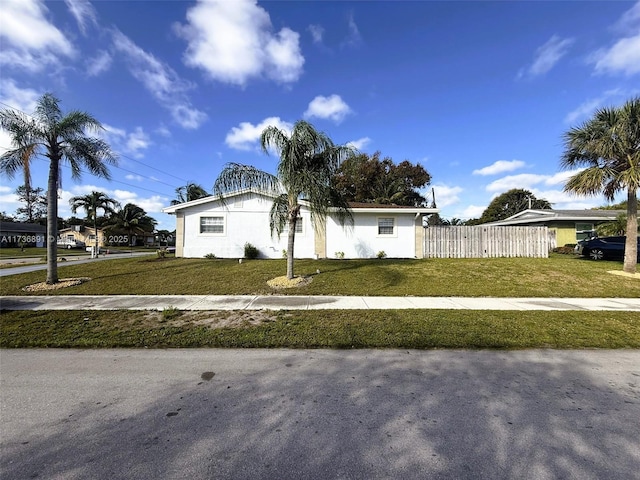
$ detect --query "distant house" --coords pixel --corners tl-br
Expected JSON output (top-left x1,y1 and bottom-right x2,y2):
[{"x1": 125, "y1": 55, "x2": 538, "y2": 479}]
[
  {"x1": 481, "y1": 209, "x2": 625, "y2": 246},
  {"x1": 58, "y1": 225, "x2": 104, "y2": 248},
  {"x1": 0, "y1": 221, "x2": 46, "y2": 247},
  {"x1": 162, "y1": 190, "x2": 437, "y2": 259}
]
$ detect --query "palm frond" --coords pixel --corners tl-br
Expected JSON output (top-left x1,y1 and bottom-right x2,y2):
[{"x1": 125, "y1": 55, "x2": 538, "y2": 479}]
[{"x1": 213, "y1": 162, "x2": 281, "y2": 199}]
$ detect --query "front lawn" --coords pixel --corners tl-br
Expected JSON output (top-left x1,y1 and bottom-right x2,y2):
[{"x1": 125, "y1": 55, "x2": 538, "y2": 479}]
[{"x1": 1, "y1": 254, "x2": 639, "y2": 297}]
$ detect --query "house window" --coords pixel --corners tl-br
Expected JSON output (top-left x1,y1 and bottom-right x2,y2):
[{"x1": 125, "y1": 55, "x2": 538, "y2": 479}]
[
  {"x1": 200, "y1": 216, "x2": 224, "y2": 234},
  {"x1": 378, "y1": 217, "x2": 395, "y2": 235},
  {"x1": 576, "y1": 223, "x2": 595, "y2": 241},
  {"x1": 284, "y1": 217, "x2": 304, "y2": 234}
]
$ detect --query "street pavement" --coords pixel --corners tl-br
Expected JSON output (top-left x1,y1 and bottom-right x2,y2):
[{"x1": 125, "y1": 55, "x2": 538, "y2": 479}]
[
  {"x1": 2, "y1": 294, "x2": 640, "y2": 311},
  {"x1": 1, "y1": 348, "x2": 639, "y2": 480}
]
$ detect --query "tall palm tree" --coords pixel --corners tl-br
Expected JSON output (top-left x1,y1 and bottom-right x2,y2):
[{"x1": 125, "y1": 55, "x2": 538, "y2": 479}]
[
  {"x1": 70, "y1": 191, "x2": 119, "y2": 257},
  {"x1": 171, "y1": 182, "x2": 209, "y2": 205},
  {"x1": 0, "y1": 93, "x2": 117, "y2": 283},
  {"x1": 561, "y1": 97, "x2": 640, "y2": 274},
  {"x1": 104, "y1": 203, "x2": 156, "y2": 246},
  {"x1": 214, "y1": 120, "x2": 353, "y2": 279}
]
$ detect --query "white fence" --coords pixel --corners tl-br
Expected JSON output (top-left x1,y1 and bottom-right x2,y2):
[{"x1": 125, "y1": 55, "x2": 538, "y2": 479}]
[{"x1": 424, "y1": 226, "x2": 552, "y2": 258}]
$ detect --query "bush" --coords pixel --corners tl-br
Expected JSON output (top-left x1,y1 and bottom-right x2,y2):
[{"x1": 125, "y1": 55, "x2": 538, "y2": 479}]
[
  {"x1": 244, "y1": 242, "x2": 259, "y2": 259},
  {"x1": 335, "y1": 251, "x2": 345, "y2": 259},
  {"x1": 376, "y1": 250, "x2": 387, "y2": 259},
  {"x1": 204, "y1": 253, "x2": 217, "y2": 259},
  {"x1": 553, "y1": 246, "x2": 577, "y2": 255}
]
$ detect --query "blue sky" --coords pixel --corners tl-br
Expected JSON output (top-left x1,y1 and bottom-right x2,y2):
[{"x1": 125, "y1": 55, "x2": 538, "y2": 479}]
[{"x1": 1, "y1": 0, "x2": 639, "y2": 231}]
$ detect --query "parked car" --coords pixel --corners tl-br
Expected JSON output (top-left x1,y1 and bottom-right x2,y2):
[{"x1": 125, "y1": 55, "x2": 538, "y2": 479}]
[
  {"x1": 56, "y1": 238, "x2": 86, "y2": 249},
  {"x1": 576, "y1": 235, "x2": 640, "y2": 261}
]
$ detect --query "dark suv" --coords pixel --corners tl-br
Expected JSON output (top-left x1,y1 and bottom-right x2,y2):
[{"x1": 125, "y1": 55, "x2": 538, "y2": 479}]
[{"x1": 576, "y1": 236, "x2": 640, "y2": 261}]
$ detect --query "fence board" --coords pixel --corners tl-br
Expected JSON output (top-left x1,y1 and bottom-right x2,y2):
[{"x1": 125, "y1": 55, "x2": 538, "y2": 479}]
[{"x1": 424, "y1": 226, "x2": 550, "y2": 258}]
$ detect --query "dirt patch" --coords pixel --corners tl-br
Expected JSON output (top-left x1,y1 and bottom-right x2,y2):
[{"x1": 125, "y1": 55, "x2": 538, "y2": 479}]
[
  {"x1": 22, "y1": 277, "x2": 91, "y2": 292},
  {"x1": 142, "y1": 310, "x2": 278, "y2": 330},
  {"x1": 267, "y1": 275, "x2": 313, "y2": 289}
]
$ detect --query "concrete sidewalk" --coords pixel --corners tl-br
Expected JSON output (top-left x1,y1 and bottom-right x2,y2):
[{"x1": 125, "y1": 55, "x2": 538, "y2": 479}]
[{"x1": 2, "y1": 294, "x2": 640, "y2": 311}]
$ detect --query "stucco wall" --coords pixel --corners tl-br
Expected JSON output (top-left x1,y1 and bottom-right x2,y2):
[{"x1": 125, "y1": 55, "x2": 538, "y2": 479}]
[
  {"x1": 180, "y1": 194, "x2": 315, "y2": 259},
  {"x1": 325, "y1": 212, "x2": 418, "y2": 259}
]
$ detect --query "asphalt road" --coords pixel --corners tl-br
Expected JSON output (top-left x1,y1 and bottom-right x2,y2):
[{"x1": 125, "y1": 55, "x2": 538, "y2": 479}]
[{"x1": 1, "y1": 349, "x2": 639, "y2": 480}]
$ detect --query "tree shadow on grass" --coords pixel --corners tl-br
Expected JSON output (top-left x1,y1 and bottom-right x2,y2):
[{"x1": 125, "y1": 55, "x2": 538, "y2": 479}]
[{"x1": 1, "y1": 349, "x2": 639, "y2": 479}]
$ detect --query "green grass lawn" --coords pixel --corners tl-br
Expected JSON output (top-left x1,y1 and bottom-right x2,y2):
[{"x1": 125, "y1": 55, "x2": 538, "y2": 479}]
[
  {"x1": 1, "y1": 309, "x2": 638, "y2": 349},
  {"x1": 2, "y1": 255, "x2": 638, "y2": 350},
  {"x1": 1, "y1": 254, "x2": 639, "y2": 298}
]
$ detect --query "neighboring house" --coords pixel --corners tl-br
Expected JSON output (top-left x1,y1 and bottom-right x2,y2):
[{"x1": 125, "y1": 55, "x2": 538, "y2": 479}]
[
  {"x1": 0, "y1": 221, "x2": 46, "y2": 247},
  {"x1": 58, "y1": 225, "x2": 104, "y2": 248},
  {"x1": 162, "y1": 190, "x2": 438, "y2": 259},
  {"x1": 481, "y1": 209, "x2": 626, "y2": 246}
]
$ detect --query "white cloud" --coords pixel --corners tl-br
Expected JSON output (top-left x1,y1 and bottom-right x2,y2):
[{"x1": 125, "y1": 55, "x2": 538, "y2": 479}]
[
  {"x1": 431, "y1": 184, "x2": 463, "y2": 208},
  {"x1": 64, "y1": 0, "x2": 97, "y2": 35},
  {"x1": 485, "y1": 173, "x2": 555, "y2": 193},
  {"x1": 304, "y1": 95, "x2": 352, "y2": 123},
  {"x1": 458, "y1": 205, "x2": 486, "y2": 220},
  {"x1": 473, "y1": 160, "x2": 526, "y2": 176},
  {"x1": 341, "y1": 13, "x2": 363, "y2": 49},
  {"x1": 346, "y1": 137, "x2": 371, "y2": 151},
  {"x1": 111, "y1": 29, "x2": 207, "y2": 130},
  {"x1": 591, "y1": 35, "x2": 640, "y2": 76},
  {"x1": 308, "y1": 24, "x2": 324, "y2": 44},
  {"x1": 175, "y1": 0, "x2": 304, "y2": 86},
  {"x1": 125, "y1": 174, "x2": 144, "y2": 182},
  {"x1": 520, "y1": 35, "x2": 573, "y2": 78},
  {"x1": 590, "y1": 1, "x2": 640, "y2": 77},
  {"x1": 102, "y1": 124, "x2": 151, "y2": 159},
  {"x1": 86, "y1": 50, "x2": 112, "y2": 77},
  {"x1": 225, "y1": 117, "x2": 293, "y2": 150},
  {"x1": 63, "y1": 185, "x2": 169, "y2": 215},
  {"x1": 0, "y1": 0, "x2": 75, "y2": 72},
  {"x1": 0, "y1": 79, "x2": 41, "y2": 114}
]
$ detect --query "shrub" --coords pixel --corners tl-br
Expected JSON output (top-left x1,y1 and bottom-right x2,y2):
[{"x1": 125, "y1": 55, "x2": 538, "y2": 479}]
[
  {"x1": 376, "y1": 250, "x2": 387, "y2": 259},
  {"x1": 335, "y1": 251, "x2": 345, "y2": 259},
  {"x1": 204, "y1": 253, "x2": 217, "y2": 259},
  {"x1": 244, "y1": 242, "x2": 259, "y2": 259},
  {"x1": 553, "y1": 246, "x2": 577, "y2": 255}
]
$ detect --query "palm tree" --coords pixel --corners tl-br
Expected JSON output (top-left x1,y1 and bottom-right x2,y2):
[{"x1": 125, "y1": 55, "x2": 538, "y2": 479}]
[
  {"x1": 561, "y1": 97, "x2": 640, "y2": 274},
  {"x1": 104, "y1": 203, "x2": 156, "y2": 247},
  {"x1": 69, "y1": 191, "x2": 119, "y2": 257},
  {"x1": 214, "y1": 120, "x2": 353, "y2": 279},
  {"x1": 0, "y1": 93, "x2": 116, "y2": 283},
  {"x1": 171, "y1": 182, "x2": 209, "y2": 205}
]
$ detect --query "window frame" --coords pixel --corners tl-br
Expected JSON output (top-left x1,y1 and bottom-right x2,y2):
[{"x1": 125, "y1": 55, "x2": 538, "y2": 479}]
[
  {"x1": 199, "y1": 215, "x2": 226, "y2": 236},
  {"x1": 377, "y1": 216, "x2": 396, "y2": 237}
]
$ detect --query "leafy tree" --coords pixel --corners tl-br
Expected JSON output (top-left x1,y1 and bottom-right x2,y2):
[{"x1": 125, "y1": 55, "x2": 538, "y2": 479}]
[
  {"x1": 596, "y1": 213, "x2": 629, "y2": 237},
  {"x1": 561, "y1": 97, "x2": 639, "y2": 274},
  {"x1": 332, "y1": 151, "x2": 432, "y2": 206},
  {"x1": 171, "y1": 182, "x2": 210, "y2": 205},
  {"x1": 0, "y1": 211, "x2": 15, "y2": 222},
  {"x1": 70, "y1": 191, "x2": 119, "y2": 255},
  {"x1": 15, "y1": 185, "x2": 47, "y2": 223},
  {"x1": 104, "y1": 203, "x2": 156, "y2": 246},
  {"x1": 478, "y1": 189, "x2": 551, "y2": 224},
  {"x1": 0, "y1": 93, "x2": 116, "y2": 283},
  {"x1": 214, "y1": 120, "x2": 353, "y2": 279}
]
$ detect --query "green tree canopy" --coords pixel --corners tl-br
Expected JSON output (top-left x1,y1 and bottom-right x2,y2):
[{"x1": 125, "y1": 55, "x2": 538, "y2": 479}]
[
  {"x1": 104, "y1": 203, "x2": 157, "y2": 246},
  {"x1": 0, "y1": 93, "x2": 117, "y2": 283},
  {"x1": 15, "y1": 185, "x2": 47, "y2": 224},
  {"x1": 332, "y1": 151, "x2": 432, "y2": 206},
  {"x1": 70, "y1": 191, "x2": 119, "y2": 255},
  {"x1": 478, "y1": 189, "x2": 552, "y2": 224},
  {"x1": 561, "y1": 96, "x2": 639, "y2": 274},
  {"x1": 214, "y1": 120, "x2": 353, "y2": 279}
]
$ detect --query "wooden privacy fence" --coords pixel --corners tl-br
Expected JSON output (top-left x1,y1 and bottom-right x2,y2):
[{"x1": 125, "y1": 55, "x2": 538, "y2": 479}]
[{"x1": 424, "y1": 226, "x2": 553, "y2": 258}]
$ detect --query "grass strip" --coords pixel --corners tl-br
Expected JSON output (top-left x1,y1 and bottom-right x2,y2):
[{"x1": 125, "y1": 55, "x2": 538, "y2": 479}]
[{"x1": 2, "y1": 309, "x2": 639, "y2": 349}]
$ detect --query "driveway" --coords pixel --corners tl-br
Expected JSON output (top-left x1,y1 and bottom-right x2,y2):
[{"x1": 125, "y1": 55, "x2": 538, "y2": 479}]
[{"x1": 1, "y1": 349, "x2": 639, "y2": 479}]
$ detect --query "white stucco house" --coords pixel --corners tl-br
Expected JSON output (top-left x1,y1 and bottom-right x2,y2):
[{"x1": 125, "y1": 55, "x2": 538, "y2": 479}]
[{"x1": 162, "y1": 190, "x2": 438, "y2": 259}]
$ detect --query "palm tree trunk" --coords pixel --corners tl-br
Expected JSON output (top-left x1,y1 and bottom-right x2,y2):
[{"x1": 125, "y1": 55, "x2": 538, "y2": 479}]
[
  {"x1": 46, "y1": 160, "x2": 59, "y2": 284},
  {"x1": 623, "y1": 188, "x2": 638, "y2": 274},
  {"x1": 286, "y1": 218, "x2": 296, "y2": 279}
]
